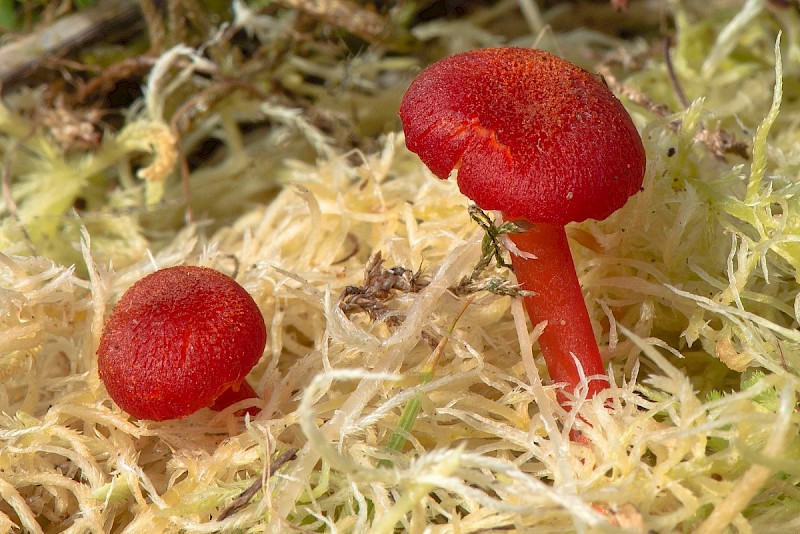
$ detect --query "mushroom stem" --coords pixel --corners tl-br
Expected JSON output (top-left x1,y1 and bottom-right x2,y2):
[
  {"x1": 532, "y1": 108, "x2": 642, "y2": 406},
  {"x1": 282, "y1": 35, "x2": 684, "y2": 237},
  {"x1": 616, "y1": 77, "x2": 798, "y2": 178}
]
[
  {"x1": 509, "y1": 222, "x2": 608, "y2": 400},
  {"x1": 210, "y1": 379, "x2": 261, "y2": 416}
]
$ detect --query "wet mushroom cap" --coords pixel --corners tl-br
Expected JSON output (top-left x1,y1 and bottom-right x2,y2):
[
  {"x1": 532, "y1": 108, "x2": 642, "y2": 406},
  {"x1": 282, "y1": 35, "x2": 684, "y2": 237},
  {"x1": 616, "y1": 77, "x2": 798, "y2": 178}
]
[
  {"x1": 399, "y1": 47, "x2": 646, "y2": 225},
  {"x1": 97, "y1": 266, "x2": 267, "y2": 421}
]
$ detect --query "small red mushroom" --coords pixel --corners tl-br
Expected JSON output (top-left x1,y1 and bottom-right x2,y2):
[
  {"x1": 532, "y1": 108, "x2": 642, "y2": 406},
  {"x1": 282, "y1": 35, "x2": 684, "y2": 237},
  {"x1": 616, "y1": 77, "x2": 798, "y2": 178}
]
[
  {"x1": 97, "y1": 265, "x2": 267, "y2": 421},
  {"x1": 399, "y1": 47, "x2": 645, "y2": 403}
]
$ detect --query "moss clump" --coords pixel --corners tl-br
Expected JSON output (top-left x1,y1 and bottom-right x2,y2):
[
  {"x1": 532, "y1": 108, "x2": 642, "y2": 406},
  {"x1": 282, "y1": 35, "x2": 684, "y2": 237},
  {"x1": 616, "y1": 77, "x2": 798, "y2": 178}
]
[{"x1": 1, "y1": 1, "x2": 800, "y2": 532}]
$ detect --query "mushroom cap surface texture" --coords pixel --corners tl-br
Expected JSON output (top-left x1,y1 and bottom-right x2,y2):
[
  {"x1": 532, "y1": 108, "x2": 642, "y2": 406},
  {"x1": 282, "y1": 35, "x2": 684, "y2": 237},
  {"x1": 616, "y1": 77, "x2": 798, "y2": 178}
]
[
  {"x1": 399, "y1": 47, "x2": 646, "y2": 225},
  {"x1": 97, "y1": 266, "x2": 267, "y2": 421}
]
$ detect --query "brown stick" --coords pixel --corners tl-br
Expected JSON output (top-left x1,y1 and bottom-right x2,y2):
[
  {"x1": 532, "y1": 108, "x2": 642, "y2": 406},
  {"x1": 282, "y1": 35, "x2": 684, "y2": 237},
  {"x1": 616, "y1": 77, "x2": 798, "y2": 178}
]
[
  {"x1": 0, "y1": 0, "x2": 146, "y2": 91},
  {"x1": 217, "y1": 448, "x2": 299, "y2": 521},
  {"x1": 273, "y1": 0, "x2": 387, "y2": 42}
]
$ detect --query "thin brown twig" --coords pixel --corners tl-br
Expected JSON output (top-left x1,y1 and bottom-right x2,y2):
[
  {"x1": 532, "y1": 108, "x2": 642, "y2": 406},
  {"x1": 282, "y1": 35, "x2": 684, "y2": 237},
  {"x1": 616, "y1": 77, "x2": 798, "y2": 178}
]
[
  {"x1": 74, "y1": 55, "x2": 156, "y2": 104},
  {"x1": 598, "y1": 64, "x2": 750, "y2": 161},
  {"x1": 663, "y1": 36, "x2": 690, "y2": 109},
  {"x1": 272, "y1": 0, "x2": 388, "y2": 43},
  {"x1": 168, "y1": 78, "x2": 269, "y2": 223},
  {"x1": 598, "y1": 65, "x2": 672, "y2": 118},
  {"x1": 39, "y1": 56, "x2": 105, "y2": 75},
  {"x1": 217, "y1": 448, "x2": 299, "y2": 521},
  {"x1": 1, "y1": 138, "x2": 36, "y2": 254},
  {"x1": 0, "y1": 0, "x2": 146, "y2": 91},
  {"x1": 169, "y1": 79, "x2": 269, "y2": 135},
  {"x1": 138, "y1": 0, "x2": 165, "y2": 51},
  {"x1": 332, "y1": 232, "x2": 360, "y2": 264},
  {"x1": 179, "y1": 0, "x2": 212, "y2": 39}
]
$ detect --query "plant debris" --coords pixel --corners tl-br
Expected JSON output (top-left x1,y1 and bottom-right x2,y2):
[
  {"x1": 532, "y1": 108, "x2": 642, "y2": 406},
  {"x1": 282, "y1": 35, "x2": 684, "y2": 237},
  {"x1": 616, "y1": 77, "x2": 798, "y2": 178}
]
[
  {"x1": 339, "y1": 251, "x2": 429, "y2": 326},
  {"x1": 217, "y1": 447, "x2": 298, "y2": 521}
]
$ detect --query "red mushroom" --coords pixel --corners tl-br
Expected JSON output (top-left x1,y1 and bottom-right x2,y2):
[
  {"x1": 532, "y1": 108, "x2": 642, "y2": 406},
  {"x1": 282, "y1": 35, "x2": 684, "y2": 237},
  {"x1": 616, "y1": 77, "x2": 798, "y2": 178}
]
[
  {"x1": 97, "y1": 265, "x2": 267, "y2": 421},
  {"x1": 399, "y1": 47, "x2": 645, "y2": 403}
]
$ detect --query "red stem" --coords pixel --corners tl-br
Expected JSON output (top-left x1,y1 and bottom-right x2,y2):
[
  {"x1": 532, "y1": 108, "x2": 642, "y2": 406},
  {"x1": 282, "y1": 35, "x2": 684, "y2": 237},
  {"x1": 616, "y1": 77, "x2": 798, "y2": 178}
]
[
  {"x1": 210, "y1": 379, "x2": 261, "y2": 416},
  {"x1": 509, "y1": 222, "x2": 608, "y2": 401}
]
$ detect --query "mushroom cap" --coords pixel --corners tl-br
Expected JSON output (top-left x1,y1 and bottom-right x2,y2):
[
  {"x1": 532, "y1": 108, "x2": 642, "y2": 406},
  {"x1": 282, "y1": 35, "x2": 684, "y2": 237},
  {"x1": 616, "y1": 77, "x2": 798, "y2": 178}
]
[
  {"x1": 97, "y1": 266, "x2": 267, "y2": 421},
  {"x1": 399, "y1": 47, "x2": 646, "y2": 225}
]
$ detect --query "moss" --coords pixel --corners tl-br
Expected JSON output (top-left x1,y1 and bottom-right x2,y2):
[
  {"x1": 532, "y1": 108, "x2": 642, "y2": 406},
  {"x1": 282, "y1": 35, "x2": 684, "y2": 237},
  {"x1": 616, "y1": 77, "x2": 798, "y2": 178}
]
[{"x1": 1, "y1": 1, "x2": 799, "y2": 532}]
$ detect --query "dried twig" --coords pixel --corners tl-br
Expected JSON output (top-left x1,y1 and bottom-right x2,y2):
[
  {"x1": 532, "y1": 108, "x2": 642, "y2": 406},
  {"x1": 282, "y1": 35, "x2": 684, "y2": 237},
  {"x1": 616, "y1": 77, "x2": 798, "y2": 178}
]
[
  {"x1": 599, "y1": 63, "x2": 750, "y2": 161},
  {"x1": 339, "y1": 208, "x2": 534, "y2": 324},
  {"x1": 217, "y1": 448, "x2": 299, "y2": 521},
  {"x1": 598, "y1": 65, "x2": 671, "y2": 118},
  {"x1": 0, "y1": 0, "x2": 146, "y2": 91},
  {"x1": 273, "y1": 0, "x2": 388, "y2": 43},
  {"x1": 138, "y1": 0, "x2": 166, "y2": 50},
  {"x1": 0, "y1": 138, "x2": 36, "y2": 254},
  {"x1": 663, "y1": 36, "x2": 690, "y2": 109},
  {"x1": 168, "y1": 78, "x2": 269, "y2": 223},
  {"x1": 74, "y1": 56, "x2": 156, "y2": 104}
]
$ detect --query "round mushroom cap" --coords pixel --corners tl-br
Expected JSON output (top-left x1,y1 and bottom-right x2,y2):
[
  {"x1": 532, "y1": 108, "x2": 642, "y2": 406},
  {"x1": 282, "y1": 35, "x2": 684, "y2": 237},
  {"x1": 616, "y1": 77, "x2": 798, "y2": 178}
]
[
  {"x1": 97, "y1": 266, "x2": 267, "y2": 421},
  {"x1": 399, "y1": 47, "x2": 646, "y2": 225}
]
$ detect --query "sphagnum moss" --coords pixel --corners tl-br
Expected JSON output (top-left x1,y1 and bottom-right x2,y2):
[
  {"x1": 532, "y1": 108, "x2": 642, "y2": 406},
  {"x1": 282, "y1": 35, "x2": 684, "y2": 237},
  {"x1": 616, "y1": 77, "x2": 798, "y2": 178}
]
[{"x1": 2, "y1": 1, "x2": 800, "y2": 532}]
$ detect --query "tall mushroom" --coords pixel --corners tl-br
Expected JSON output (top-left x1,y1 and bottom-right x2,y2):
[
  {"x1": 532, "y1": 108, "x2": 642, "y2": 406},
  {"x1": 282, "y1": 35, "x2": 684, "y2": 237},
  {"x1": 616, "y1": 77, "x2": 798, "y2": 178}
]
[{"x1": 399, "y1": 47, "x2": 646, "y2": 403}]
